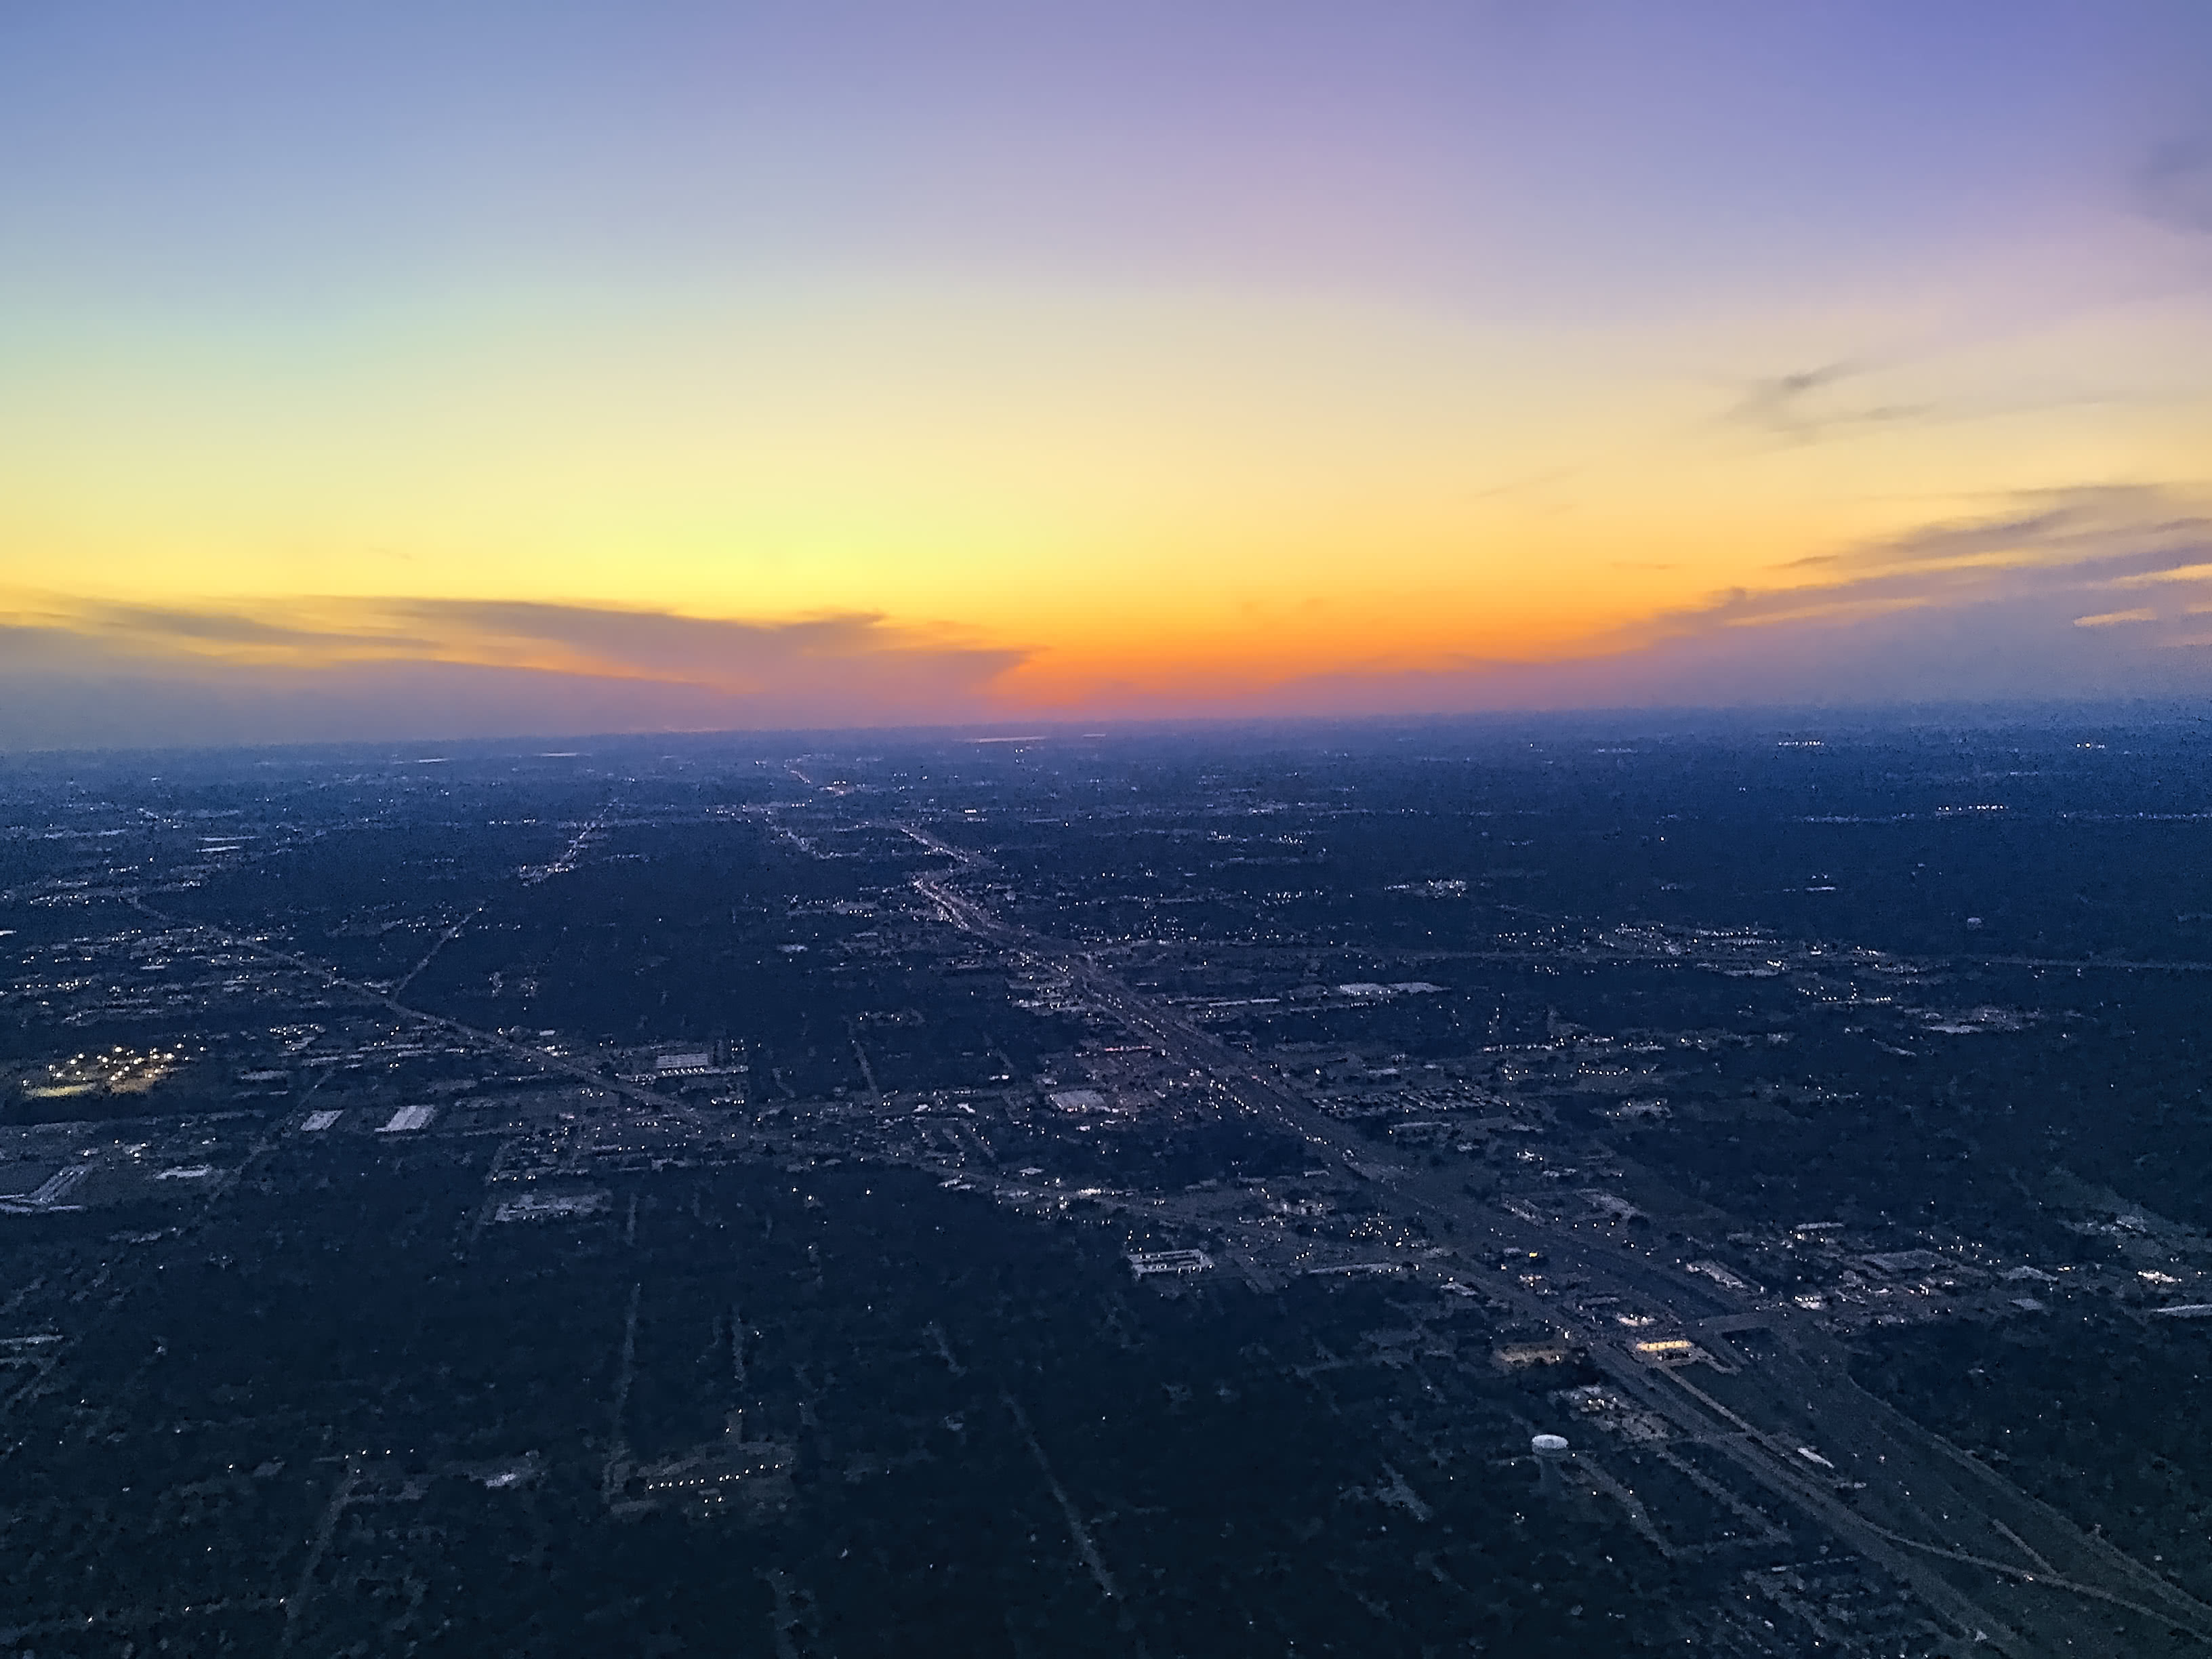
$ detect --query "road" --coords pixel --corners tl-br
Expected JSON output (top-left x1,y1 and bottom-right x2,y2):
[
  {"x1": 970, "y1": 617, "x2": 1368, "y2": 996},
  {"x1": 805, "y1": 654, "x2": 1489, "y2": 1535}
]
[
  {"x1": 905, "y1": 832, "x2": 2212, "y2": 1656},
  {"x1": 126, "y1": 896, "x2": 695, "y2": 1118}
]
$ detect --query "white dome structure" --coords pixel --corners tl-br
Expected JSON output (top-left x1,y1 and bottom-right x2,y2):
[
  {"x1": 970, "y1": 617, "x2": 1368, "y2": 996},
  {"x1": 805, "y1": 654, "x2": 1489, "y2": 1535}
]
[{"x1": 1532, "y1": 1433, "x2": 1570, "y2": 1497}]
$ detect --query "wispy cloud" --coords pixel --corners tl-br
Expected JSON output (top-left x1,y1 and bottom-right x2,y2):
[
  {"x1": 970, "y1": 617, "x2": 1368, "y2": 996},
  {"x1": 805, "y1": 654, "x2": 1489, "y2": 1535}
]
[
  {"x1": 5, "y1": 487, "x2": 2210, "y2": 748},
  {"x1": 1067, "y1": 485, "x2": 2212, "y2": 718},
  {"x1": 1725, "y1": 362, "x2": 1926, "y2": 445},
  {"x1": 1769, "y1": 485, "x2": 2207, "y2": 579},
  {"x1": 1574, "y1": 484, "x2": 2212, "y2": 685},
  {"x1": 0, "y1": 595, "x2": 1028, "y2": 747}
]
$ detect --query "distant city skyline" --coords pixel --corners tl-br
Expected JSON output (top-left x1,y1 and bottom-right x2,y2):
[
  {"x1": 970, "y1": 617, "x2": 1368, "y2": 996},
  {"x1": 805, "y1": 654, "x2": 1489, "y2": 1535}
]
[{"x1": 5, "y1": 1, "x2": 2210, "y2": 745}]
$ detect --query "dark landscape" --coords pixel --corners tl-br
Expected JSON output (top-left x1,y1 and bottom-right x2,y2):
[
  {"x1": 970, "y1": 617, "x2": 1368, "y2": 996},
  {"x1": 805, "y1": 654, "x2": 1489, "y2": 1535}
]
[{"x1": 4, "y1": 712, "x2": 2211, "y2": 1655}]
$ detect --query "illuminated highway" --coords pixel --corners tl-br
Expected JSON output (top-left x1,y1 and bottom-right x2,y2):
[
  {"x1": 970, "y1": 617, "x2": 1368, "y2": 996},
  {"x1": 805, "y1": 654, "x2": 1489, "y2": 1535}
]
[{"x1": 907, "y1": 834, "x2": 2212, "y2": 1657}]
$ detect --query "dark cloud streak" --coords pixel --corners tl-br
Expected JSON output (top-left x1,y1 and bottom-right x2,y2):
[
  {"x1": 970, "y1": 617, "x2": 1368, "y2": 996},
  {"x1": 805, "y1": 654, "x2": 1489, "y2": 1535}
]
[
  {"x1": 5, "y1": 492, "x2": 2210, "y2": 749},
  {"x1": 1726, "y1": 361, "x2": 1927, "y2": 445},
  {"x1": 0, "y1": 600, "x2": 1027, "y2": 750}
]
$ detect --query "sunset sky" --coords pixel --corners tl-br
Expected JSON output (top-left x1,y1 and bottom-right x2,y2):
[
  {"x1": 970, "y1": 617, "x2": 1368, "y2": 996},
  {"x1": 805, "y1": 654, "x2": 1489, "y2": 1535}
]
[{"x1": 5, "y1": 1, "x2": 2211, "y2": 745}]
